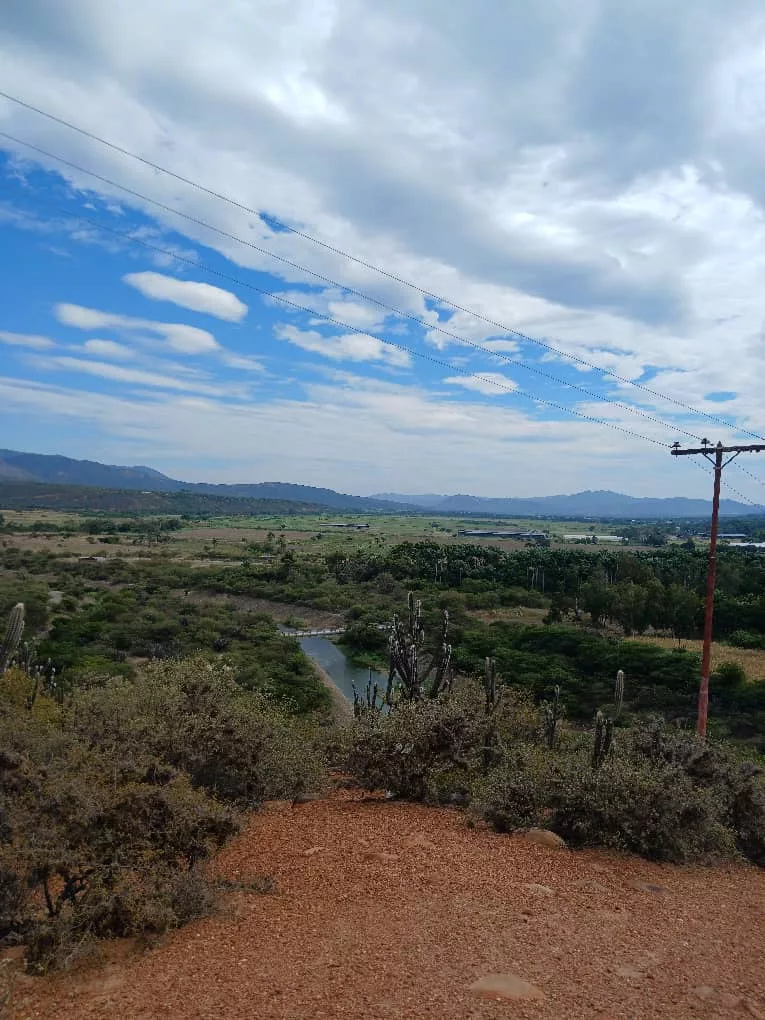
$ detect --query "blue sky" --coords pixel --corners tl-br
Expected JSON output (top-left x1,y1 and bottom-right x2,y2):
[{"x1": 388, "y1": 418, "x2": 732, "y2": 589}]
[{"x1": 1, "y1": 1, "x2": 765, "y2": 499}]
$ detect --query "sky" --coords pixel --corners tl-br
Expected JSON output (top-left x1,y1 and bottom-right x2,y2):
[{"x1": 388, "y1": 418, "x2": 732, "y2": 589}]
[{"x1": 1, "y1": 1, "x2": 765, "y2": 500}]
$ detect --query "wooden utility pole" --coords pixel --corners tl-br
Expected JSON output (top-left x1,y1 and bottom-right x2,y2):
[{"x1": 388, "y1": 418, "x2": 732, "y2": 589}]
[{"x1": 671, "y1": 440, "x2": 765, "y2": 737}]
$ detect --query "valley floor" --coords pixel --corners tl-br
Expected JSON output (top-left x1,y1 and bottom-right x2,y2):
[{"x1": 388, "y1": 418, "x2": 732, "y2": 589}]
[{"x1": 10, "y1": 791, "x2": 765, "y2": 1020}]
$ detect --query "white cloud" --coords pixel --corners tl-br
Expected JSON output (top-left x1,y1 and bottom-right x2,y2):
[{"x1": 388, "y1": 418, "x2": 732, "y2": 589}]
[
  {"x1": 123, "y1": 271, "x2": 248, "y2": 322},
  {"x1": 55, "y1": 304, "x2": 220, "y2": 354},
  {"x1": 0, "y1": 331, "x2": 55, "y2": 350},
  {"x1": 0, "y1": 370, "x2": 711, "y2": 499},
  {"x1": 221, "y1": 352, "x2": 265, "y2": 372},
  {"x1": 276, "y1": 324, "x2": 410, "y2": 367},
  {"x1": 443, "y1": 373, "x2": 518, "y2": 396},
  {"x1": 3, "y1": 2, "x2": 765, "y2": 490},
  {"x1": 483, "y1": 339, "x2": 521, "y2": 355},
  {"x1": 36, "y1": 356, "x2": 243, "y2": 397},
  {"x1": 82, "y1": 338, "x2": 134, "y2": 359},
  {"x1": 326, "y1": 299, "x2": 386, "y2": 330}
]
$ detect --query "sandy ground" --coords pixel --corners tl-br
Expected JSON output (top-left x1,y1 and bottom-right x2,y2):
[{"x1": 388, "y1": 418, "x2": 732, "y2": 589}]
[
  {"x1": 311, "y1": 662, "x2": 354, "y2": 722},
  {"x1": 10, "y1": 791, "x2": 764, "y2": 1020}
]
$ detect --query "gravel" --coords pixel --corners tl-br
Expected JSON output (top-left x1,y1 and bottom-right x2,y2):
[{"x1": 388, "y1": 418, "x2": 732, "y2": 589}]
[{"x1": 11, "y1": 790, "x2": 765, "y2": 1019}]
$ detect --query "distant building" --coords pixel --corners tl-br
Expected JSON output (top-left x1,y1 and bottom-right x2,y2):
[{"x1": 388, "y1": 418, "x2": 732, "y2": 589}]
[
  {"x1": 561, "y1": 534, "x2": 624, "y2": 542},
  {"x1": 324, "y1": 522, "x2": 370, "y2": 529},
  {"x1": 457, "y1": 529, "x2": 548, "y2": 539}
]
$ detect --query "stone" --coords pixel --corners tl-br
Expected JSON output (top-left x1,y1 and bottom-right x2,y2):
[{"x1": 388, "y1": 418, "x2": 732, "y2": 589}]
[
  {"x1": 719, "y1": 992, "x2": 743, "y2": 1009},
  {"x1": 692, "y1": 986, "x2": 717, "y2": 1002},
  {"x1": 523, "y1": 883, "x2": 555, "y2": 897},
  {"x1": 522, "y1": 828, "x2": 566, "y2": 850},
  {"x1": 469, "y1": 973, "x2": 545, "y2": 1002},
  {"x1": 615, "y1": 965, "x2": 644, "y2": 980},
  {"x1": 630, "y1": 880, "x2": 671, "y2": 895},
  {"x1": 572, "y1": 878, "x2": 609, "y2": 894},
  {"x1": 301, "y1": 846, "x2": 324, "y2": 857},
  {"x1": 404, "y1": 833, "x2": 436, "y2": 851},
  {"x1": 361, "y1": 850, "x2": 399, "y2": 864}
]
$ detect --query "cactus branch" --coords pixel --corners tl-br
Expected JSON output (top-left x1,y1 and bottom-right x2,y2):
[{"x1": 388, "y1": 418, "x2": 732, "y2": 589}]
[{"x1": 0, "y1": 603, "x2": 25, "y2": 675}]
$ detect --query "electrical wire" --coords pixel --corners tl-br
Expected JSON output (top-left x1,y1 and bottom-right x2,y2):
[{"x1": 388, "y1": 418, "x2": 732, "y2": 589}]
[
  {"x1": 0, "y1": 129, "x2": 705, "y2": 443},
  {"x1": 0, "y1": 89, "x2": 761, "y2": 444},
  {"x1": 6, "y1": 92, "x2": 765, "y2": 504},
  {"x1": 32, "y1": 198, "x2": 673, "y2": 450}
]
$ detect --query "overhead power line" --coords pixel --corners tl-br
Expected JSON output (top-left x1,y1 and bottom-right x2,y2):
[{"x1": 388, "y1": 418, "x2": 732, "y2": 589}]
[
  {"x1": 0, "y1": 129, "x2": 705, "y2": 443},
  {"x1": 32, "y1": 198, "x2": 673, "y2": 450},
  {"x1": 0, "y1": 89, "x2": 762, "y2": 444}
]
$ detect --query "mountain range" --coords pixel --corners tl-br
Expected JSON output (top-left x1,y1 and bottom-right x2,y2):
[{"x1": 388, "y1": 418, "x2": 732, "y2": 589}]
[
  {"x1": 373, "y1": 490, "x2": 762, "y2": 518},
  {"x1": 0, "y1": 449, "x2": 761, "y2": 518},
  {"x1": 0, "y1": 450, "x2": 400, "y2": 512}
]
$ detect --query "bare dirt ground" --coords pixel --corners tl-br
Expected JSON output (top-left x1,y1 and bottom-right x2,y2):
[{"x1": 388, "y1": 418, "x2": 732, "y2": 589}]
[{"x1": 12, "y1": 791, "x2": 765, "y2": 1020}]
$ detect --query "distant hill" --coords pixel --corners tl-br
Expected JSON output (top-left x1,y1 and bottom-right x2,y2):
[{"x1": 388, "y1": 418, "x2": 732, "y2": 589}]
[
  {"x1": 0, "y1": 482, "x2": 328, "y2": 516},
  {"x1": 2, "y1": 450, "x2": 761, "y2": 519},
  {"x1": 372, "y1": 489, "x2": 763, "y2": 518},
  {"x1": 0, "y1": 450, "x2": 404, "y2": 513},
  {"x1": 374, "y1": 492, "x2": 446, "y2": 508},
  {"x1": 0, "y1": 450, "x2": 174, "y2": 489}
]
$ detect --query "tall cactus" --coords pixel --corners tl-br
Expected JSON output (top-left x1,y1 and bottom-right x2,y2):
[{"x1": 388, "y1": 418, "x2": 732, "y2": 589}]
[
  {"x1": 542, "y1": 684, "x2": 563, "y2": 750},
  {"x1": 591, "y1": 710, "x2": 614, "y2": 769},
  {"x1": 352, "y1": 669, "x2": 381, "y2": 719},
  {"x1": 484, "y1": 656, "x2": 498, "y2": 714},
  {"x1": 482, "y1": 657, "x2": 504, "y2": 770},
  {"x1": 387, "y1": 592, "x2": 451, "y2": 702},
  {"x1": 0, "y1": 603, "x2": 25, "y2": 675},
  {"x1": 614, "y1": 669, "x2": 625, "y2": 719}
]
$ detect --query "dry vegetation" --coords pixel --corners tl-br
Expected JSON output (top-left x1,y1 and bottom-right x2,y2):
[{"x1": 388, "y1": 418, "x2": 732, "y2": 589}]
[
  {"x1": 630, "y1": 635, "x2": 765, "y2": 679},
  {"x1": 1, "y1": 507, "x2": 765, "y2": 1017}
]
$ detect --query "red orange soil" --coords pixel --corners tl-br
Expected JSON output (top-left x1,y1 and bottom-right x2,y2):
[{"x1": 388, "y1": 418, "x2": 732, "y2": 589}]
[{"x1": 11, "y1": 791, "x2": 765, "y2": 1019}]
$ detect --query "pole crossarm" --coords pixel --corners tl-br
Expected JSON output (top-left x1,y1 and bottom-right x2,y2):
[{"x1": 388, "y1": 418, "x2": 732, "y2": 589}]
[
  {"x1": 671, "y1": 443, "x2": 765, "y2": 456},
  {"x1": 670, "y1": 439, "x2": 765, "y2": 738}
]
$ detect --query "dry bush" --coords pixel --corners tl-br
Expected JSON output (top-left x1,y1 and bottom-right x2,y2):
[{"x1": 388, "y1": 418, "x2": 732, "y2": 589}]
[
  {"x1": 345, "y1": 680, "x2": 539, "y2": 802},
  {"x1": 0, "y1": 655, "x2": 326, "y2": 972},
  {"x1": 67, "y1": 655, "x2": 327, "y2": 805}
]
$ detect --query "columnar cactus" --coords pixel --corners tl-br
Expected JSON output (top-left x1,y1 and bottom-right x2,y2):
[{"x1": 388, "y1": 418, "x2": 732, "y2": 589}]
[
  {"x1": 484, "y1": 656, "x2": 498, "y2": 713},
  {"x1": 0, "y1": 603, "x2": 25, "y2": 675},
  {"x1": 352, "y1": 669, "x2": 381, "y2": 718},
  {"x1": 386, "y1": 592, "x2": 451, "y2": 702},
  {"x1": 615, "y1": 669, "x2": 625, "y2": 719},
  {"x1": 591, "y1": 710, "x2": 614, "y2": 769},
  {"x1": 482, "y1": 657, "x2": 504, "y2": 770},
  {"x1": 542, "y1": 684, "x2": 563, "y2": 750}
]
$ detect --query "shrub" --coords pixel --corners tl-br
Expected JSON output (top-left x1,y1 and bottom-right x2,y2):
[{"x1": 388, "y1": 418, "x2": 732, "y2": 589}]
[
  {"x1": 545, "y1": 755, "x2": 735, "y2": 863},
  {"x1": 472, "y1": 747, "x2": 549, "y2": 831},
  {"x1": 475, "y1": 717, "x2": 765, "y2": 866},
  {"x1": 345, "y1": 681, "x2": 539, "y2": 802},
  {"x1": 629, "y1": 718, "x2": 765, "y2": 865},
  {"x1": 0, "y1": 731, "x2": 238, "y2": 973},
  {"x1": 728, "y1": 630, "x2": 764, "y2": 649},
  {"x1": 67, "y1": 656, "x2": 327, "y2": 805},
  {"x1": 0, "y1": 655, "x2": 324, "y2": 972},
  {"x1": 347, "y1": 694, "x2": 478, "y2": 801}
]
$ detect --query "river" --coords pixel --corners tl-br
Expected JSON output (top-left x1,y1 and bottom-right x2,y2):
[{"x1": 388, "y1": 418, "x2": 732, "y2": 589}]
[{"x1": 297, "y1": 635, "x2": 387, "y2": 705}]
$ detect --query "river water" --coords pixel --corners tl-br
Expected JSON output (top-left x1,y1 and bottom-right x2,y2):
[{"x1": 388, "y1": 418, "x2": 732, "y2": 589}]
[{"x1": 297, "y1": 635, "x2": 387, "y2": 704}]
